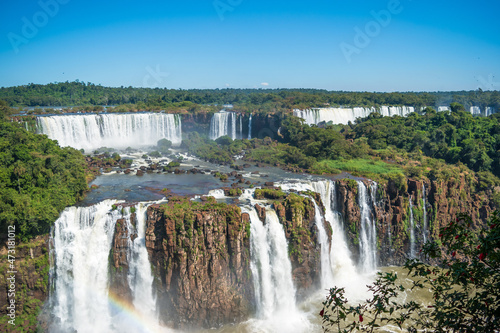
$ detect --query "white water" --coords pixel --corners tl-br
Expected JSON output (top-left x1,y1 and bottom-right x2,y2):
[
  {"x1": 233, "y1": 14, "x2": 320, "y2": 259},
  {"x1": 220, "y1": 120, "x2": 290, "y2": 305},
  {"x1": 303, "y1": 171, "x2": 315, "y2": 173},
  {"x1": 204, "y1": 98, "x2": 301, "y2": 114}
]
[
  {"x1": 50, "y1": 200, "x2": 121, "y2": 333},
  {"x1": 293, "y1": 106, "x2": 414, "y2": 125},
  {"x1": 209, "y1": 111, "x2": 244, "y2": 140},
  {"x1": 470, "y1": 106, "x2": 481, "y2": 115},
  {"x1": 248, "y1": 114, "x2": 252, "y2": 139},
  {"x1": 278, "y1": 180, "x2": 367, "y2": 299},
  {"x1": 422, "y1": 184, "x2": 428, "y2": 244},
  {"x1": 50, "y1": 201, "x2": 162, "y2": 333},
  {"x1": 409, "y1": 198, "x2": 416, "y2": 259},
  {"x1": 358, "y1": 181, "x2": 377, "y2": 273},
  {"x1": 310, "y1": 197, "x2": 334, "y2": 288},
  {"x1": 126, "y1": 203, "x2": 157, "y2": 319},
  {"x1": 437, "y1": 106, "x2": 450, "y2": 112},
  {"x1": 37, "y1": 113, "x2": 182, "y2": 152},
  {"x1": 246, "y1": 206, "x2": 311, "y2": 332}
]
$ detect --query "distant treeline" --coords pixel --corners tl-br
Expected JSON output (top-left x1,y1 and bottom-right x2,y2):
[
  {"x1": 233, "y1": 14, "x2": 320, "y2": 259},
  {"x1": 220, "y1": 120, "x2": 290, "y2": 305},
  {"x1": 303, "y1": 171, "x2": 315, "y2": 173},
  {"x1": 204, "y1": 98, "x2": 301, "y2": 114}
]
[{"x1": 1, "y1": 81, "x2": 499, "y2": 112}]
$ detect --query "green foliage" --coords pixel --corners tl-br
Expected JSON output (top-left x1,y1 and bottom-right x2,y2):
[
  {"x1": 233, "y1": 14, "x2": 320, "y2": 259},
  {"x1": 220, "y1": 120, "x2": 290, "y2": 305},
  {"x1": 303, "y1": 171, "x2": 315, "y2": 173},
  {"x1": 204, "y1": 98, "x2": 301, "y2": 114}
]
[
  {"x1": 2, "y1": 82, "x2": 498, "y2": 116},
  {"x1": 350, "y1": 107, "x2": 500, "y2": 178},
  {"x1": 167, "y1": 161, "x2": 180, "y2": 168},
  {"x1": 215, "y1": 135, "x2": 233, "y2": 145},
  {"x1": 148, "y1": 150, "x2": 161, "y2": 158},
  {"x1": 227, "y1": 188, "x2": 242, "y2": 196},
  {"x1": 0, "y1": 119, "x2": 88, "y2": 239},
  {"x1": 254, "y1": 188, "x2": 287, "y2": 200},
  {"x1": 321, "y1": 211, "x2": 500, "y2": 332},
  {"x1": 311, "y1": 159, "x2": 401, "y2": 176}
]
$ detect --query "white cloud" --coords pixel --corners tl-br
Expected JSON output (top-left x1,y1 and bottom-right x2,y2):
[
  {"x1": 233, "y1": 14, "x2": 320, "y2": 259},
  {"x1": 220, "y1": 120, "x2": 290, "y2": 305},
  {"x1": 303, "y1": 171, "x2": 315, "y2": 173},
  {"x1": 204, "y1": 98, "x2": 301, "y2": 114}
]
[{"x1": 260, "y1": 82, "x2": 269, "y2": 86}]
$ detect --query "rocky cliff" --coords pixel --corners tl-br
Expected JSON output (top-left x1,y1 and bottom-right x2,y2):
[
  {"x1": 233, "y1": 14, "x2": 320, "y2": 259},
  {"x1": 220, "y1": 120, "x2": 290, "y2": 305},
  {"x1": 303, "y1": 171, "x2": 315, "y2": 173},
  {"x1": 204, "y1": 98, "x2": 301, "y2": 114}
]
[
  {"x1": 334, "y1": 173, "x2": 495, "y2": 267},
  {"x1": 144, "y1": 197, "x2": 253, "y2": 329}
]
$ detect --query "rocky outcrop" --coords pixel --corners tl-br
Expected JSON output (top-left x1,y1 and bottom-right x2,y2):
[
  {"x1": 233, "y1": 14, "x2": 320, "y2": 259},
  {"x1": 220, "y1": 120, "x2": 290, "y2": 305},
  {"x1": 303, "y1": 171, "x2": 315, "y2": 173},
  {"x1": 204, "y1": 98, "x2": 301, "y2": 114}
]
[
  {"x1": 145, "y1": 197, "x2": 253, "y2": 329},
  {"x1": 273, "y1": 193, "x2": 322, "y2": 300},
  {"x1": 0, "y1": 235, "x2": 49, "y2": 333},
  {"x1": 108, "y1": 215, "x2": 136, "y2": 304}
]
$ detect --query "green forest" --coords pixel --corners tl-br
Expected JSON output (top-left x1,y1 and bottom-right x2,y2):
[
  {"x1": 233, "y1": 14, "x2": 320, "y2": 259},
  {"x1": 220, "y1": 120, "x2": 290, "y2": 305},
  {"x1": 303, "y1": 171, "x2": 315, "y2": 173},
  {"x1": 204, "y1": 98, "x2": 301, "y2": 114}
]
[
  {"x1": 0, "y1": 101, "x2": 89, "y2": 239},
  {"x1": 1, "y1": 81, "x2": 499, "y2": 113}
]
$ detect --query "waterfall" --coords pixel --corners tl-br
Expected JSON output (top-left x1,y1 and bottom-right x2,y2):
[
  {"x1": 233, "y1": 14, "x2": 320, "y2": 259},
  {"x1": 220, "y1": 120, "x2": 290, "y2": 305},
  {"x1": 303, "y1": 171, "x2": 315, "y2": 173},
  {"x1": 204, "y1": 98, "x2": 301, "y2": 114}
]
[
  {"x1": 409, "y1": 198, "x2": 416, "y2": 258},
  {"x1": 422, "y1": 184, "x2": 428, "y2": 244},
  {"x1": 358, "y1": 181, "x2": 377, "y2": 273},
  {"x1": 246, "y1": 206, "x2": 310, "y2": 332},
  {"x1": 309, "y1": 181, "x2": 358, "y2": 286},
  {"x1": 126, "y1": 203, "x2": 156, "y2": 318},
  {"x1": 37, "y1": 113, "x2": 182, "y2": 152},
  {"x1": 277, "y1": 180, "x2": 362, "y2": 296},
  {"x1": 438, "y1": 106, "x2": 450, "y2": 112},
  {"x1": 470, "y1": 106, "x2": 481, "y2": 115},
  {"x1": 209, "y1": 111, "x2": 243, "y2": 140},
  {"x1": 49, "y1": 200, "x2": 160, "y2": 333},
  {"x1": 293, "y1": 106, "x2": 414, "y2": 125},
  {"x1": 309, "y1": 197, "x2": 334, "y2": 288},
  {"x1": 248, "y1": 114, "x2": 252, "y2": 139},
  {"x1": 50, "y1": 200, "x2": 121, "y2": 333}
]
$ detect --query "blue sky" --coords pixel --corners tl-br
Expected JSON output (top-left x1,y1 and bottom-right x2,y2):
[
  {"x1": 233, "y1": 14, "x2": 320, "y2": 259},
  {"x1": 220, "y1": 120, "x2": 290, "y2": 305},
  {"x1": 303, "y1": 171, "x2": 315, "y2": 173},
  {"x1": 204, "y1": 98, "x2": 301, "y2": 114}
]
[{"x1": 0, "y1": 0, "x2": 499, "y2": 91}]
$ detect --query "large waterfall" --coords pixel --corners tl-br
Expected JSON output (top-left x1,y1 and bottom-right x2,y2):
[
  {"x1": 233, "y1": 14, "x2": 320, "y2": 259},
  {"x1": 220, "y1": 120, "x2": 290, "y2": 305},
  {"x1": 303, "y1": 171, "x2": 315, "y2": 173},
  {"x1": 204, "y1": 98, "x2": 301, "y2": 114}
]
[
  {"x1": 37, "y1": 113, "x2": 182, "y2": 152},
  {"x1": 247, "y1": 207, "x2": 310, "y2": 332},
  {"x1": 293, "y1": 106, "x2": 415, "y2": 125},
  {"x1": 209, "y1": 111, "x2": 246, "y2": 140},
  {"x1": 358, "y1": 181, "x2": 377, "y2": 273},
  {"x1": 49, "y1": 201, "x2": 159, "y2": 333}
]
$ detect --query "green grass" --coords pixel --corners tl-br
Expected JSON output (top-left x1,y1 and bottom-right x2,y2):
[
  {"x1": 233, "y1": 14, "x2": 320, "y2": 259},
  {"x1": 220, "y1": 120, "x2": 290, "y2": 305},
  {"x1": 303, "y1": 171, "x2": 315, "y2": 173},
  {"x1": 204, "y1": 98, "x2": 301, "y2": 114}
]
[{"x1": 311, "y1": 158, "x2": 402, "y2": 176}]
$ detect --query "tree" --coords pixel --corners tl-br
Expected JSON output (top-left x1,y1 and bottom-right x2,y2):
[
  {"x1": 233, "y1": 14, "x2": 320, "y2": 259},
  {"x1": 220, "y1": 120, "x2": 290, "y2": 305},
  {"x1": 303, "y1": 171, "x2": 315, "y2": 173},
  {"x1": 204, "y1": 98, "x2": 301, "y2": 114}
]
[{"x1": 320, "y1": 211, "x2": 500, "y2": 332}]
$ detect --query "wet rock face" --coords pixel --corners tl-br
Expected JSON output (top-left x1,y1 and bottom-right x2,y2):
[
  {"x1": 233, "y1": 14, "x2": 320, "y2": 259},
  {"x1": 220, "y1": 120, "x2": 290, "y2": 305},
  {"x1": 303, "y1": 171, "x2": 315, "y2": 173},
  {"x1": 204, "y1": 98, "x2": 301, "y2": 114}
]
[
  {"x1": 145, "y1": 197, "x2": 253, "y2": 329},
  {"x1": 334, "y1": 176, "x2": 494, "y2": 267},
  {"x1": 108, "y1": 215, "x2": 136, "y2": 304}
]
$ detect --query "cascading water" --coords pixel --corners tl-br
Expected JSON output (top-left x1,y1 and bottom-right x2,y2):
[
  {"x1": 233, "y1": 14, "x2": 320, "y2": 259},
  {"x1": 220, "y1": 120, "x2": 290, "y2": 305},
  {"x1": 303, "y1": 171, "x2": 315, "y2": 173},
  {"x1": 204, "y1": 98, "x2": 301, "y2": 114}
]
[
  {"x1": 308, "y1": 181, "x2": 358, "y2": 287},
  {"x1": 126, "y1": 203, "x2": 157, "y2": 318},
  {"x1": 358, "y1": 181, "x2": 377, "y2": 273},
  {"x1": 246, "y1": 206, "x2": 310, "y2": 332},
  {"x1": 37, "y1": 113, "x2": 182, "y2": 152},
  {"x1": 278, "y1": 180, "x2": 364, "y2": 298},
  {"x1": 309, "y1": 197, "x2": 334, "y2": 288},
  {"x1": 470, "y1": 106, "x2": 481, "y2": 115},
  {"x1": 209, "y1": 111, "x2": 244, "y2": 140},
  {"x1": 409, "y1": 198, "x2": 416, "y2": 258},
  {"x1": 293, "y1": 106, "x2": 414, "y2": 125},
  {"x1": 49, "y1": 200, "x2": 161, "y2": 333},
  {"x1": 50, "y1": 200, "x2": 121, "y2": 333},
  {"x1": 248, "y1": 114, "x2": 252, "y2": 139}
]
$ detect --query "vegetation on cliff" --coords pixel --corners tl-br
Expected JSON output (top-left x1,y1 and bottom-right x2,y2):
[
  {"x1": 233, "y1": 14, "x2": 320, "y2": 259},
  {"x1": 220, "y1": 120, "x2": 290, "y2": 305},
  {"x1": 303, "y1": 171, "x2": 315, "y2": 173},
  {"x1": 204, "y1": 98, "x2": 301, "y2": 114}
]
[{"x1": 0, "y1": 101, "x2": 90, "y2": 239}]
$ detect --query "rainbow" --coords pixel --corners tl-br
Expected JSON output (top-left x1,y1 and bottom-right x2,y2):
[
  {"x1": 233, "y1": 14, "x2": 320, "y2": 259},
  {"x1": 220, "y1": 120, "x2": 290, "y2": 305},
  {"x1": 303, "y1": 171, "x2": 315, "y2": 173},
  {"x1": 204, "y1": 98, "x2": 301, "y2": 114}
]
[{"x1": 107, "y1": 290, "x2": 168, "y2": 333}]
